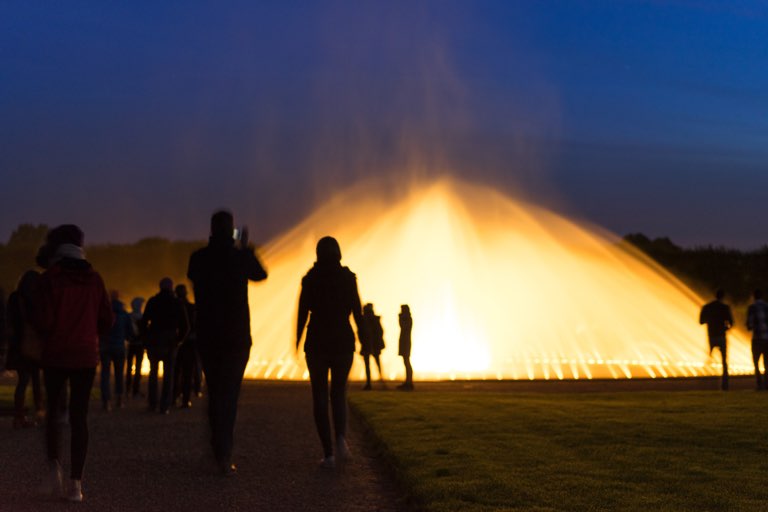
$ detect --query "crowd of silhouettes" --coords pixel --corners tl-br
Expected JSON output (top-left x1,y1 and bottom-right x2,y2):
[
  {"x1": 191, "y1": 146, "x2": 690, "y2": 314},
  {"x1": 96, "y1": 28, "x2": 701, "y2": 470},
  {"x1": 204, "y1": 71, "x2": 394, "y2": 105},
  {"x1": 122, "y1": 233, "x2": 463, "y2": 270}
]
[{"x1": 0, "y1": 211, "x2": 422, "y2": 501}]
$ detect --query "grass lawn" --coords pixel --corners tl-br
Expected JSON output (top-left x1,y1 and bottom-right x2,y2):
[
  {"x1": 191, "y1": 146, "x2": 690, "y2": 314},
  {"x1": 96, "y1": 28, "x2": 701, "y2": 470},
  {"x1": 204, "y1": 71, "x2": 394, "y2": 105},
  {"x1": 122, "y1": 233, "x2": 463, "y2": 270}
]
[{"x1": 350, "y1": 390, "x2": 768, "y2": 512}]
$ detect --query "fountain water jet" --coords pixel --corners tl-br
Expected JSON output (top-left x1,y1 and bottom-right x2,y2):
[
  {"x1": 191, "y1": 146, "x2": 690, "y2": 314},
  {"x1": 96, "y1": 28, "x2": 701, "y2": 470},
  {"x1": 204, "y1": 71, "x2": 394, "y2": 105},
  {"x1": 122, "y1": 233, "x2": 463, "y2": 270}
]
[{"x1": 245, "y1": 178, "x2": 752, "y2": 380}]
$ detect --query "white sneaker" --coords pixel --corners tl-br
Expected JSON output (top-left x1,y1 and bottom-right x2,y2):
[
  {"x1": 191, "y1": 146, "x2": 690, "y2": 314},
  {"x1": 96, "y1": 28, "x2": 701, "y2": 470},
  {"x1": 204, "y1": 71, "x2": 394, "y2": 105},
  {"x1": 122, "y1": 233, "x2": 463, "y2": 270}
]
[
  {"x1": 39, "y1": 460, "x2": 63, "y2": 497},
  {"x1": 67, "y1": 479, "x2": 83, "y2": 502},
  {"x1": 336, "y1": 437, "x2": 352, "y2": 461},
  {"x1": 319, "y1": 456, "x2": 335, "y2": 469}
]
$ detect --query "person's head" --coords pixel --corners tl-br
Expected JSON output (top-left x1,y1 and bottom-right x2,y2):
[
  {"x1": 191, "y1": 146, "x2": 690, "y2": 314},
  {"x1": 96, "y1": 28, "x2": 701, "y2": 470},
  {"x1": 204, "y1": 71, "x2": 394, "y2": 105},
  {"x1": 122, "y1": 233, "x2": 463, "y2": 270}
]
[
  {"x1": 110, "y1": 289, "x2": 120, "y2": 302},
  {"x1": 175, "y1": 284, "x2": 187, "y2": 299},
  {"x1": 364, "y1": 303, "x2": 374, "y2": 314},
  {"x1": 715, "y1": 289, "x2": 725, "y2": 301},
  {"x1": 159, "y1": 277, "x2": 174, "y2": 292},
  {"x1": 36, "y1": 224, "x2": 85, "y2": 268},
  {"x1": 211, "y1": 210, "x2": 234, "y2": 239},
  {"x1": 755, "y1": 289, "x2": 763, "y2": 301},
  {"x1": 130, "y1": 297, "x2": 145, "y2": 313},
  {"x1": 316, "y1": 236, "x2": 342, "y2": 265},
  {"x1": 401, "y1": 304, "x2": 410, "y2": 314}
]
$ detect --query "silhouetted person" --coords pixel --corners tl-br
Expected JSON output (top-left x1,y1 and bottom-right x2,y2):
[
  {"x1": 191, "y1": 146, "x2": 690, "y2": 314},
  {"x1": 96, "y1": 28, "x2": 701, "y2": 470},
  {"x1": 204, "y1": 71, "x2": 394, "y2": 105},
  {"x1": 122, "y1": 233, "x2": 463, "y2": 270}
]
[
  {"x1": 173, "y1": 283, "x2": 198, "y2": 408},
  {"x1": 699, "y1": 289, "x2": 733, "y2": 391},
  {"x1": 397, "y1": 304, "x2": 414, "y2": 391},
  {"x1": 100, "y1": 291, "x2": 131, "y2": 410},
  {"x1": 141, "y1": 277, "x2": 188, "y2": 414},
  {"x1": 747, "y1": 289, "x2": 768, "y2": 390},
  {"x1": 35, "y1": 225, "x2": 113, "y2": 502},
  {"x1": 0, "y1": 286, "x2": 6, "y2": 370},
  {"x1": 6, "y1": 270, "x2": 44, "y2": 427},
  {"x1": 360, "y1": 303, "x2": 385, "y2": 390},
  {"x1": 297, "y1": 236, "x2": 364, "y2": 468},
  {"x1": 125, "y1": 297, "x2": 145, "y2": 398},
  {"x1": 187, "y1": 210, "x2": 267, "y2": 475}
]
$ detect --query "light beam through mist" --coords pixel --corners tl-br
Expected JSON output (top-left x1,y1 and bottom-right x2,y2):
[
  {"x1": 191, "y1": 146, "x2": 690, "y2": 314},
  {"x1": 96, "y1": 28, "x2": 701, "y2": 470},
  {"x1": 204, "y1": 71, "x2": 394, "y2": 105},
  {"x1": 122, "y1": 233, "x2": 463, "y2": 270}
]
[{"x1": 245, "y1": 178, "x2": 752, "y2": 381}]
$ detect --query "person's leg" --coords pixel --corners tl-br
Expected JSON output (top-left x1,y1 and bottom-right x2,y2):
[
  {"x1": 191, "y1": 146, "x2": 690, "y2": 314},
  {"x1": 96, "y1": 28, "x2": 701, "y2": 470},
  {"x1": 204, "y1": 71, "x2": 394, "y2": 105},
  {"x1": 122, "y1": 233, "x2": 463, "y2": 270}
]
[
  {"x1": 373, "y1": 354, "x2": 383, "y2": 380},
  {"x1": 147, "y1": 350, "x2": 159, "y2": 410},
  {"x1": 160, "y1": 347, "x2": 177, "y2": 412},
  {"x1": 404, "y1": 356, "x2": 413, "y2": 386},
  {"x1": 68, "y1": 367, "x2": 96, "y2": 481},
  {"x1": 14, "y1": 368, "x2": 31, "y2": 421},
  {"x1": 306, "y1": 352, "x2": 333, "y2": 458},
  {"x1": 363, "y1": 355, "x2": 372, "y2": 388},
  {"x1": 134, "y1": 347, "x2": 145, "y2": 396},
  {"x1": 125, "y1": 346, "x2": 135, "y2": 395},
  {"x1": 199, "y1": 350, "x2": 222, "y2": 456},
  {"x1": 215, "y1": 347, "x2": 248, "y2": 465},
  {"x1": 753, "y1": 342, "x2": 762, "y2": 389},
  {"x1": 31, "y1": 366, "x2": 44, "y2": 414},
  {"x1": 99, "y1": 351, "x2": 111, "y2": 406},
  {"x1": 192, "y1": 345, "x2": 203, "y2": 395},
  {"x1": 180, "y1": 343, "x2": 193, "y2": 405},
  {"x1": 720, "y1": 343, "x2": 729, "y2": 391},
  {"x1": 329, "y1": 352, "x2": 353, "y2": 441},
  {"x1": 114, "y1": 348, "x2": 125, "y2": 405},
  {"x1": 44, "y1": 368, "x2": 67, "y2": 463}
]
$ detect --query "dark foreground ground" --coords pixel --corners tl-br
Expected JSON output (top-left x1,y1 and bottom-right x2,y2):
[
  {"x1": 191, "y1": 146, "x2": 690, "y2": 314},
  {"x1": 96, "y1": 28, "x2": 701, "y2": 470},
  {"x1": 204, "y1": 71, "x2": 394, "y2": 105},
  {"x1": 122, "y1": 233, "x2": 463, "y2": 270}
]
[
  {"x1": 0, "y1": 380, "x2": 404, "y2": 512},
  {"x1": 0, "y1": 374, "x2": 750, "y2": 511}
]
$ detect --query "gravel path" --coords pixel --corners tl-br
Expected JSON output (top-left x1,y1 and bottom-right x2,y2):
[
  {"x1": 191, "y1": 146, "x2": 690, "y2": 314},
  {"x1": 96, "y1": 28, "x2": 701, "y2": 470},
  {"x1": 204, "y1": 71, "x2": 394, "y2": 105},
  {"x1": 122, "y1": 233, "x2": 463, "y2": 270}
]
[{"x1": 0, "y1": 381, "x2": 405, "y2": 511}]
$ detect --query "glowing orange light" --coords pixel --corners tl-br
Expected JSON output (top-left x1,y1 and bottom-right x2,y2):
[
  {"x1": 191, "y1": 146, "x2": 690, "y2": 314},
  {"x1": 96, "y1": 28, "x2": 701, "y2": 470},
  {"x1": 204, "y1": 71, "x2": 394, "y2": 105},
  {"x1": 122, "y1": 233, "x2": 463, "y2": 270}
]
[{"x1": 245, "y1": 178, "x2": 753, "y2": 380}]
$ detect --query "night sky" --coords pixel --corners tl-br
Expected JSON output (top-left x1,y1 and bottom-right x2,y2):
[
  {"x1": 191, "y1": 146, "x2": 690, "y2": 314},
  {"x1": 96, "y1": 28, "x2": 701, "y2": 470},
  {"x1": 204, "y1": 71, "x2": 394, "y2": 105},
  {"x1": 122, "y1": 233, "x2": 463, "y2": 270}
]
[{"x1": 2, "y1": 1, "x2": 766, "y2": 248}]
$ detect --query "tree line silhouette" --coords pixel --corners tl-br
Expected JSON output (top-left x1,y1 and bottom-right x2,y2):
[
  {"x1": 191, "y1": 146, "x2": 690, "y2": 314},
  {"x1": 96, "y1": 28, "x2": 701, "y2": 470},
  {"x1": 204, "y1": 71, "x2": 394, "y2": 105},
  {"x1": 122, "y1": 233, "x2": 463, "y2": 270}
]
[
  {"x1": 2, "y1": 223, "x2": 765, "y2": 314},
  {"x1": 0, "y1": 224, "x2": 203, "y2": 299}
]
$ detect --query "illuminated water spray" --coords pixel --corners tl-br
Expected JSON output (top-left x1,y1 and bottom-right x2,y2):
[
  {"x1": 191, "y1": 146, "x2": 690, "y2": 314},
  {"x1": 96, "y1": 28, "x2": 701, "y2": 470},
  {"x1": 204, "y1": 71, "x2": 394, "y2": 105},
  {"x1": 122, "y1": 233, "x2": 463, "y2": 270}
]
[{"x1": 245, "y1": 178, "x2": 752, "y2": 380}]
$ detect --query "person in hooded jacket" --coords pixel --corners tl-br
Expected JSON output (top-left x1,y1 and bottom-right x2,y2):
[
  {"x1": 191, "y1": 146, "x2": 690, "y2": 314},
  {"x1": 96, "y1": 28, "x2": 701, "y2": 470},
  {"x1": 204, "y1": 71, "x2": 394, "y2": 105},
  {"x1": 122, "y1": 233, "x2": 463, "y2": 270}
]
[
  {"x1": 99, "y1": 290, "x2": 132, "y2": 410},
  {"x1": 34, "y1": 225, "x2": 113, "y2": 502},
  {"x1": 187, "y1": 210, "x2": 267, "y2": 475},
  {"x1": 296, "y1": 236, "x2": 365, "y2": 468}
]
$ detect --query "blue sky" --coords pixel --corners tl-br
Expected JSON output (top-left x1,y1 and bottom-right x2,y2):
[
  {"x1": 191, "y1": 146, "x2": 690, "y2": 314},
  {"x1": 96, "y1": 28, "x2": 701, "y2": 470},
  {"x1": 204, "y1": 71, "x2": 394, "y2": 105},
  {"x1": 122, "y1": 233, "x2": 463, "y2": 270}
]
[{"x1": 1, "y1": 1, "x2": 766, "y2": 247}]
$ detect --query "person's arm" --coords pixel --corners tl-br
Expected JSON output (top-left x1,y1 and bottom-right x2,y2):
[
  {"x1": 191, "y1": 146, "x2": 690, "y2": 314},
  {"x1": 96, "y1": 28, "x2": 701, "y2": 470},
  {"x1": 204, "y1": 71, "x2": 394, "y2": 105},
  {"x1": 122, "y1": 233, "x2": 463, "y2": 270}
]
[
  {"x1": 699, "y1": 305, "x2": 706, "y2": 325},
  {"x1": 747, "y1": 305, "x2": 754, "y2": 331},
  {"x1": 350, "y1": 277, "x2": 366, "y2": 346},
  {"x1": 177, "y1": 302, "x2": 190, "y2": 343},
  {"x1": 96, "y1": 277, "x2": 114, "y2": 338},
  {"x1": 726, "y1": 307, "x2": 734, "y2": 330},
  {"x1": 296, "y1": 284, "x2": 309, "y2": 352},
  {"x1": 244, "y1": 248, "x2": 267, "y2": 282}
]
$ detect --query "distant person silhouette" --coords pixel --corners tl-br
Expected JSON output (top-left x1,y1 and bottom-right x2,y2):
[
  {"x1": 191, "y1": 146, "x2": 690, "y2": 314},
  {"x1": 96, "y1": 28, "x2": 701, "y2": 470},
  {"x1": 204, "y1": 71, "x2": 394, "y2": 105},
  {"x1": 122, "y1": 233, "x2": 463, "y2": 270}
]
[
  {"x1": 747, "y1": 289, "x2": 768, "y2": 390},
  {"x1": 173, "y1": 283, "x2": 198, "y2": 408},
  {"x1": 187, "y1": 210, "x2": 267, "y2": 475},
  {"x1": 699, "y1": 289, "x2": 733, "y2": 391},
  {"x1": 34, "y1": 224, "x2": 113, "y2": 502},
  {"x1": 125, "y1": 297, "x2": 145, "y2": 398},
  {"x1": 99, "y1": 290, "x2": 132, "y2": 410},
  {"x1": 6, "y1": 270, "x2": 44, "y2": 427},
  {"x1": 0, "y1": 286, "x2": 6, "y2": 370},
  {"x1": 397, "y1": 304, "x2": 414, "y2": 391},
  {"x1": 360, "y1": 303, "x2": 385, "y2": 390},
  {"x1": 141, "y1": 277, "x2": 188, "y2": 414},
  {"x1": 296, "y1": 236, "x2": 364, "y2": 468}
]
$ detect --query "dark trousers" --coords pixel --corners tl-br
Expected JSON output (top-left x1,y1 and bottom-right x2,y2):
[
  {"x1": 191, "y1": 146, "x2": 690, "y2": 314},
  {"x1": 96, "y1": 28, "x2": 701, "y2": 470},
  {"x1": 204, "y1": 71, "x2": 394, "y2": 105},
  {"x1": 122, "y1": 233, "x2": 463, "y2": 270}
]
[
  {"x1": 100, "y1": 346, "x2": 125, "y2": 402},
  {"x1": 44, "y1": 367, "x2": 96, "y2": 480},
  {"x1": 174, "y1": 340, "x2": 199, "y2": 404},
  {"x1": 362, "y1": 353, "x2": 382, "y2": 386},
  {"x1": 752, "y1": 341, "x2": 768, "y2": 390},
  {"x1": 709, "y1": 343, "x2": 728, "y2": 391},
  {"x1": 147, "y1": 345, "x2": 177, "y2": 411},
  {"x1": 306, "y1": 351, "x2": 354, "y2": 458},
  {"x1": 200, "y1": 345, "x2": 249, "y2": 465},
  {"x1": 402, "y1": 355, "x2": 413, "y2": 385},
  {"x1": 15, "y1": 363, "x2": 43, "y2": 418},
  {"x1": 125, "y1": 344, "x2": 144, "y2": 396}
]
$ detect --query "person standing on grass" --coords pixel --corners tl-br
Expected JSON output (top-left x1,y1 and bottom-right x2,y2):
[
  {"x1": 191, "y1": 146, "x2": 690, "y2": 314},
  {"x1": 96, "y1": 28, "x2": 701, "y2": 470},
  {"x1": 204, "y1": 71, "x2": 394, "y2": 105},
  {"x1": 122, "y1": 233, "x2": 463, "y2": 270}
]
[
  {"x1": 125, "y1": 296, "x2": 146, "y2": 399},
  {"x1": 397, "y1": 304, "x2": 414, "y2": 391},
  {"x1": 296, "y1": 236, "x2": 365, "y2": 468},
  {"x1": 360, "y1": 303, "x2": 385, "y2": 390},
  {"x1": 99, "y1": 290, "x2": 132, "y2": 410},
  {"x1": 187, "y1": 210, "x2": 267, "y2": 475},
  {"x1": 747, "y1": 289, "x2": 768, "y2": 390},
  {"x1": 35, "y1": 224, "x2": 113, "y2": 502},
  {"x1": 142, "y1": 277, "x2": 188, "y2": 414},
  {"x1": 699, "y1": 289, "x2": 733, "y2": 391}
]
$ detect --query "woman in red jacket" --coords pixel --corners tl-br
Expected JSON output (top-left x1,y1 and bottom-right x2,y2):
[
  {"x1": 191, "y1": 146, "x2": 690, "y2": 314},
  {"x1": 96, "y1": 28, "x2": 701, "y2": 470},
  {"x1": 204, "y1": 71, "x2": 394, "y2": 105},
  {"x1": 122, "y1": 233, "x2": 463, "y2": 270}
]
[{"x1": 35, "y1": 225, "x2": 113, "y2": 502}]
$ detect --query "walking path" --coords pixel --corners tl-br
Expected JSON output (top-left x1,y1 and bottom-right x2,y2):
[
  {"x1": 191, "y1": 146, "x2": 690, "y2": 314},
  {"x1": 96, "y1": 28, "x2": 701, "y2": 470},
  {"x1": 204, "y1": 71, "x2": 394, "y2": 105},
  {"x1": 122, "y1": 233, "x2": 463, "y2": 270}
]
[{"x1": 0, "y1": 381, "x2": 404, "y2": 511}]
